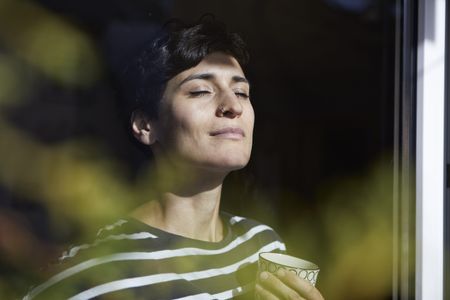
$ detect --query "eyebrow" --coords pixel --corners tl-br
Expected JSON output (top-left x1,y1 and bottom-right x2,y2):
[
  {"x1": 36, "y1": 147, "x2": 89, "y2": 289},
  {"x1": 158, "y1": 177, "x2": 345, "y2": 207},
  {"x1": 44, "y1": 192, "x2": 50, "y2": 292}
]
[{"x1": 178, "y1": 72, "x2": 250, "y2": 88}]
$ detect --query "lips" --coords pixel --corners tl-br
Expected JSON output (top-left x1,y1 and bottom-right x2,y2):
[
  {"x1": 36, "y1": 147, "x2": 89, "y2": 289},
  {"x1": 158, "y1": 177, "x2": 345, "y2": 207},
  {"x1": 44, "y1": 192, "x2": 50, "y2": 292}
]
[{"x1": 210, "y1": 127, "x2": 245, "y2": 139}]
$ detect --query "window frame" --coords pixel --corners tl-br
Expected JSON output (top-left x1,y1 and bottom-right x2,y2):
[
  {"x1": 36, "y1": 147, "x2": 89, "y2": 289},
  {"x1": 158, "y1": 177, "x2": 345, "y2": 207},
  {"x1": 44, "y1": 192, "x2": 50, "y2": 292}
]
[{"x1": 415, "y1": 0, "x2": 446, "y2": 299}]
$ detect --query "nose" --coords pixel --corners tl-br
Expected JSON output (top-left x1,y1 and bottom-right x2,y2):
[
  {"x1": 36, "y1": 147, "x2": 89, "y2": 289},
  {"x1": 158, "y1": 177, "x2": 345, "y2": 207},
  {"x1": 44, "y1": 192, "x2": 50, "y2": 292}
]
[{"x1": 216, "y1": 90, "x2": 243, "y2": 118}]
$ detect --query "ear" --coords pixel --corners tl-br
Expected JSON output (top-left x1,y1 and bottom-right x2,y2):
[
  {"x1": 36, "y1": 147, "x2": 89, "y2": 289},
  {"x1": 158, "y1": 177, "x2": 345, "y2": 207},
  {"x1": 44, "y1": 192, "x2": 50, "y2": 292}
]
[{"x1": 130, "y1": 110, "x2": 158, "y2": 145}]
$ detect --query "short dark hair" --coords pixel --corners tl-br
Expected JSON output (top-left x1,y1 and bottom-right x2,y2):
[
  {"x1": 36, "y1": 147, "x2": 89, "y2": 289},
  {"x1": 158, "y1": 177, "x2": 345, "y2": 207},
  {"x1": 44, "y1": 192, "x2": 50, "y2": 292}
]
[{"x1": 119, "y1": 17, "x2": 250, "y2": 120}]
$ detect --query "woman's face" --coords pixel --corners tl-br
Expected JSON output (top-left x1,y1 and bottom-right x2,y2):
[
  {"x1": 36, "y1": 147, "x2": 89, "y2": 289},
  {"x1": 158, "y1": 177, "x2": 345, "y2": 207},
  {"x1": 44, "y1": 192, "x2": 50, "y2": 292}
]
[{"x1": 154, "y1": 52, "x2": 254, "y2": 173}]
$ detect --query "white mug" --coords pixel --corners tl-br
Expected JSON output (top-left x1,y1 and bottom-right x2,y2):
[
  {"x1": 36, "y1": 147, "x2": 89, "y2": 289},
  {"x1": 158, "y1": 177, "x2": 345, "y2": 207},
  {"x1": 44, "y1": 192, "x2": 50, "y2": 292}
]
[{"x1": 258, "y1": 252, "x2": 320, "y2": 286}]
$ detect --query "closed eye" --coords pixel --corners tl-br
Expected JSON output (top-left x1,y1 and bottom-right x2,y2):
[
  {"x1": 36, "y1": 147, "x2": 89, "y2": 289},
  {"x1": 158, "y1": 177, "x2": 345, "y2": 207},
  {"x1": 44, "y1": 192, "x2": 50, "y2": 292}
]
[
  {"x1": 189, "y1": 91, "x2": 211, "y2": 97},
  {"x1": 235, "y1": 92, "x2": 249, "y2": 99}
]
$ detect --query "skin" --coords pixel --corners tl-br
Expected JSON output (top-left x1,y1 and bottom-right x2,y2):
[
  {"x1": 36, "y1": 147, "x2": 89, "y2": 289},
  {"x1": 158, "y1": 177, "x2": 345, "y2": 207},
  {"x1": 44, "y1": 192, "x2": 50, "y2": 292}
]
[{"x1": 131, "y1": 52, "x2": 323, "y2": 299}]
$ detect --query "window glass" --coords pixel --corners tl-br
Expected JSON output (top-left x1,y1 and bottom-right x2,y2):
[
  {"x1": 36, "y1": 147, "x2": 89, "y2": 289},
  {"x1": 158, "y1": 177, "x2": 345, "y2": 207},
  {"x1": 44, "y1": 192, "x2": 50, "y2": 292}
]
[{"x1": 0, "y1": 1, "x2": 400, "y2": 299}]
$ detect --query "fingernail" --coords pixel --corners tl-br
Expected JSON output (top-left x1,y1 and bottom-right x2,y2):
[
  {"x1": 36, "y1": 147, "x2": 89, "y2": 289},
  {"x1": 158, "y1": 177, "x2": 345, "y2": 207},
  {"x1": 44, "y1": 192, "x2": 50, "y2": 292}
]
[
  {"x1": 277, "y1": 269, "x2": 286, "y2": 277},
  {"x1": 260, "y1": 272, "x2": 269, "y2": 280}
]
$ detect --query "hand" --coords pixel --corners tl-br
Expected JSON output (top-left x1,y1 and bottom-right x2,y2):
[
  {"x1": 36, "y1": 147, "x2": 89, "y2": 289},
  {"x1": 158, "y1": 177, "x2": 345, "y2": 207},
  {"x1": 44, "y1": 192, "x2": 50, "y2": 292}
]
[{"x1": 255, "y1": 269, "x2": 324, "y2": 300}]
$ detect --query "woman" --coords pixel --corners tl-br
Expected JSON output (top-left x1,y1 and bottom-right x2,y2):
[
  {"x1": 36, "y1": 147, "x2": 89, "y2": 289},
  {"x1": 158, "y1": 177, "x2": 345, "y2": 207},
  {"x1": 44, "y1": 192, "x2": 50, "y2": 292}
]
[{"x1": 24, "y1": 18, "x2": 324, "y2": 300}]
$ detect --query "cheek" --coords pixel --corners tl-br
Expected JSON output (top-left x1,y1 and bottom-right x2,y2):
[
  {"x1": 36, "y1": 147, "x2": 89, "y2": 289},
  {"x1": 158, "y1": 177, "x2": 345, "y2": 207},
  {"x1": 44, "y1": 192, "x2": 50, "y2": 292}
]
[
  {"x1": 165, "y1": 103, "x2": 209, "y2": 144},
  {"x1": 246, "y1": 104, "x2": 255, "y2": 135}
]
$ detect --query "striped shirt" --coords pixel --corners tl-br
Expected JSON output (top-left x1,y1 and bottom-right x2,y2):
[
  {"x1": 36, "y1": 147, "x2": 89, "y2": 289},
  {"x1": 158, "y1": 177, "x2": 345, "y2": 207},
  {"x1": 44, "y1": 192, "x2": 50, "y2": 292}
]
[{"x1": 24, "y1": 212, "x2": 286, "y2": 299}]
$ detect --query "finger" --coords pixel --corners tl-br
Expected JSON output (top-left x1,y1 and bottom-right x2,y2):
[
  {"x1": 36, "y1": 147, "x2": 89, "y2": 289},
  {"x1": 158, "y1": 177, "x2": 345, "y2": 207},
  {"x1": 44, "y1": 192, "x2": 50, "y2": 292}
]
[
  {"x1": 259, "y1": 271, "x2": 305, "y2": 300},
  {"x1": 255, "y1": 283, "x2": 279, "y2": 300},
  {"x1": 275, "y1": 269, "x2": 324, "y2": 300}
]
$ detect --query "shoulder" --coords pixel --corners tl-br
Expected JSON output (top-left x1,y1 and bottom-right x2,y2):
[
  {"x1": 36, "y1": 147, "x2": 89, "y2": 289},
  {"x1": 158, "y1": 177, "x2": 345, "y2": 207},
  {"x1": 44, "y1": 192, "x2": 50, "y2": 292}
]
[
  {"x1": 222, "y1": 211, "x2": 282, "y2": 235},
  {"x1": 221, "y1": 211, "x2": 286, "y2": 253},
  {"x1": 24, "y1": 218, "x2": 163, "y2": 299},
  {"x1": 58, "y1": 218, "x2": 160, "y2": 263}
]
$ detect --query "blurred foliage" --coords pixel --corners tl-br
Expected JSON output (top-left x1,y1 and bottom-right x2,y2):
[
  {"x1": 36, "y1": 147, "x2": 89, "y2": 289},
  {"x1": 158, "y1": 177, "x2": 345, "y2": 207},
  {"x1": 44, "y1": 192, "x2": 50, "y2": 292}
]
[
  {"x1": 0, "y1": 1, "x2": 114, "y2": 297},
  {"x1": 0, "y1": 0, "x2": 101, "y2": 88},
  {"x1": 0, "y1": 53, "x2": 31, "y2": 106},
  {"x1": 0, "y1": 119, "x2": 134, "y2": 230},
  {"x1": 282, "y1": 160, "x2": 395, "y2": 299}
]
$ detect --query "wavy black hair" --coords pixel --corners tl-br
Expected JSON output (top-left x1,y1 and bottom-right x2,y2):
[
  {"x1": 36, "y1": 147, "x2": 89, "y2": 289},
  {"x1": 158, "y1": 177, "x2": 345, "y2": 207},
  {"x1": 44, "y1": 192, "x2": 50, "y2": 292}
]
[{"x1": 119, "y1": 16, "x2": 249, "y2": 120}]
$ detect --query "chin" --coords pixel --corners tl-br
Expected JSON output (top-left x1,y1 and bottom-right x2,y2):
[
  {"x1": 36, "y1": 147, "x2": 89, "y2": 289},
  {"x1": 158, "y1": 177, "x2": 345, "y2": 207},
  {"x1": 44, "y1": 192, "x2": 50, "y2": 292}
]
[
  {"x1": 180, "y1": 148, "x2": 252, "y2": 173},
  {"x1": 209, "y1": 156, "x2": 250, "y2": 172}
]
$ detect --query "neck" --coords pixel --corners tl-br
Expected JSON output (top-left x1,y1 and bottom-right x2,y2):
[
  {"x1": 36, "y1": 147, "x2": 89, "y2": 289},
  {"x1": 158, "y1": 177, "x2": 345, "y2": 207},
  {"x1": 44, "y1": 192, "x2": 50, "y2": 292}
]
[{"x1": 131, "y1": 157, "x2": 228, "y2": 242}]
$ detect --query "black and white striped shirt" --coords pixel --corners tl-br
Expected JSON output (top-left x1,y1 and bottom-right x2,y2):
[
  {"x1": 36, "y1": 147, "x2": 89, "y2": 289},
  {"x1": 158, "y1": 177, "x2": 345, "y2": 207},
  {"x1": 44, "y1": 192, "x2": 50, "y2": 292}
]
[{"x1": 25, "y1": 212, "x2": 286, "y2": 299}]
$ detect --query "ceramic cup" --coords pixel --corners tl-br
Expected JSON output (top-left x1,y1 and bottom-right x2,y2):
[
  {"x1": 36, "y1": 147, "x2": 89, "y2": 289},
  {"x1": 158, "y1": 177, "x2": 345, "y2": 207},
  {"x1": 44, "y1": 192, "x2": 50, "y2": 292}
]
[{"x1": 258, "y1": 252, "x2": 320, "y2": 286}]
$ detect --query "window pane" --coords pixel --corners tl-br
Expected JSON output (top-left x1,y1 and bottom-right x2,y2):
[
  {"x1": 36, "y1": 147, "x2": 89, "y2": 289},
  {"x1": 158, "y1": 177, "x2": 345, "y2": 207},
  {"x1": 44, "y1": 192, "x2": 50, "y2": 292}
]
[{"x1": 0, "y1": 1, "x2": 406, "y2": 299}]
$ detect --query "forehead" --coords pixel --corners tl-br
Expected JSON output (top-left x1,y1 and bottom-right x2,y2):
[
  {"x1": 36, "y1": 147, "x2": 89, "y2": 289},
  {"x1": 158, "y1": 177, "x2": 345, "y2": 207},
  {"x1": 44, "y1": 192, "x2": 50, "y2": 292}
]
[{"x1": 171, "y1": 52, "x2": 246, "y2": 86}]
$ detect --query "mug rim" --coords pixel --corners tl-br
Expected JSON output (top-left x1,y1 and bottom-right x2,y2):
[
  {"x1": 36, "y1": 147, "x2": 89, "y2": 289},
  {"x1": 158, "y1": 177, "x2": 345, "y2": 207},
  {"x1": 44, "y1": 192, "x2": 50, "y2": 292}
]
[{"x1": 259, "y1": 252, "x2": 320, "y2": 271}]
